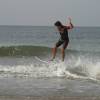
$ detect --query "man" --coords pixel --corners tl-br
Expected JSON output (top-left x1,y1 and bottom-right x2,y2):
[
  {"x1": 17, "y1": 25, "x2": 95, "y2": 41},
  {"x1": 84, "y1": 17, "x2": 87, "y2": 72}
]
[{"x1": 51, "y1": 18, "x2": 74, "y2": 61}]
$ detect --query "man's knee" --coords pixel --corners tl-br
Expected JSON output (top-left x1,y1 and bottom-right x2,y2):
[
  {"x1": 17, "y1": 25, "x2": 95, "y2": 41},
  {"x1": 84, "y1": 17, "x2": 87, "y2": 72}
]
[
  {"x1": 54, "y1": 44, "x2": 58, "y2": 49},
  {"x1": 52, "y1": 46, "x2": 57, "y2": 51},
  {"x1": 61, "y1": 48, "x2": 65, "y2": 53}
]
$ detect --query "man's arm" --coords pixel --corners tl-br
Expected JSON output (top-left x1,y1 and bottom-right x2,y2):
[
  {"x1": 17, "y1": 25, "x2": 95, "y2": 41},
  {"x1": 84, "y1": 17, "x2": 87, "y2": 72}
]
[{"x1": 66, "y1": 17, "x2": 74, "y2": 30}]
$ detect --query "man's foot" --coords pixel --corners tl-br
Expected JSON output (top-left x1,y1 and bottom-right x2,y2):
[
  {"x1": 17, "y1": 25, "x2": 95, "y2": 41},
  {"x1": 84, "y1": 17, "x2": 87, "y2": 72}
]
[
  {"x1": 50, "y1": 58, "x2": 54, "y2": 61},
  {"x1": 62, "y1": 59, "x2": 64, "y2": 62}
]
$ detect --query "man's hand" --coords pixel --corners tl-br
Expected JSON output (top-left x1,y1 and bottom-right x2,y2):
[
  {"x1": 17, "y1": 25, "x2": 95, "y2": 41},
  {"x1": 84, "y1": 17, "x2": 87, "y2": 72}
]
[
  {"x1": 68, "y1": 17, "x2": 72, "y2": 23},
  {"x1": 67, "y1": 17, "x2": 74, "y2": 29}
]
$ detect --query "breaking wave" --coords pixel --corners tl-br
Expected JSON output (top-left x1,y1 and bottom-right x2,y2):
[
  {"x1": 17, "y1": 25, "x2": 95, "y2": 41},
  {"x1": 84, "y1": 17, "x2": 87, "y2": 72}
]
[
  {"x1": 0, "y1": 45, "x2": 99, "y2": 81},
  {"x1": 0, "y1": 55, "x2": 100, "y2": 81}
]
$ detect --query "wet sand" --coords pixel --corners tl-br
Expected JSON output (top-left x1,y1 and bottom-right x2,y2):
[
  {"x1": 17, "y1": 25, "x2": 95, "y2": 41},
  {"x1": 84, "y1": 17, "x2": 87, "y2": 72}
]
[
  {"x1": 0, "y1": 77, "x2": 100, "y2": 100},
  {"x1": 0, "y1": 96, "x2": 100, "y2": 100}
]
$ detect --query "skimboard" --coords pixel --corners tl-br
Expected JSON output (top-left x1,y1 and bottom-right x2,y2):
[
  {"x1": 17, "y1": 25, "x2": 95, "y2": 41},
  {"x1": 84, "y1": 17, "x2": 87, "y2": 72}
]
[{"x1": 35, "y1": 56, "x2": 50, "y2": 64}]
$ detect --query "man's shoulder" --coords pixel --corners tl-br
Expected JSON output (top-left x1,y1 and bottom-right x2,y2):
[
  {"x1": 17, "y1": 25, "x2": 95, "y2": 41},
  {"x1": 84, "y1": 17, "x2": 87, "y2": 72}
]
[{"x1": 63, "y1": 27, "x2": 68, "y2": 32}]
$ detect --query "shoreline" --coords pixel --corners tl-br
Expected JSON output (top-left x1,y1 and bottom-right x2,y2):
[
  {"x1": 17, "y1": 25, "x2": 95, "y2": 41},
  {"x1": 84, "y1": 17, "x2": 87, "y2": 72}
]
[{"x1": 0, "y1": 96, "x2": 99, "y2": 100}]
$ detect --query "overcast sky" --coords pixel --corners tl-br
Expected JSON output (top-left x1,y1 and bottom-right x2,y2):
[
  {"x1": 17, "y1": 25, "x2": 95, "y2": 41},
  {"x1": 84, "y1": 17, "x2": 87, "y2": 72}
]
[{"x1": 0, "y1": 0, "x2": 100, "y2": 26}]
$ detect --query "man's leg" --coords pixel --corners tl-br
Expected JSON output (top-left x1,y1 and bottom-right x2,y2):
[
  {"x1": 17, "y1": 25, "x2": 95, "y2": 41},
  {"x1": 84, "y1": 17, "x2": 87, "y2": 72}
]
[
  {"x1": 51, "y1": 40, "x2": 63, "y2": 61},
  {"x1": 61, "y1": 48, "x2": 65, "y2": 61},
  {"x1": 61, "y1": 40, "x2": 69, "y2": 61},
  {"x1": 51, "y1": 47, "x2": 57, "y2": 61}
]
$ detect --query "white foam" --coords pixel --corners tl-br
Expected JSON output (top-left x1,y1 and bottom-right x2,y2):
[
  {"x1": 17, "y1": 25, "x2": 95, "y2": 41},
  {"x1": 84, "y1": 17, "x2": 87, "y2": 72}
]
[{"x1": 0, "y1": 56, "x2": 100, "y2": 80}]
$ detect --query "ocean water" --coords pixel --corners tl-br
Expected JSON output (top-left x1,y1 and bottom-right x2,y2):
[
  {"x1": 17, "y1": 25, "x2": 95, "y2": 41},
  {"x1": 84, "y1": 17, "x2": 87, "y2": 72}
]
[{"x1": 0, "y1": 26, "x2": 100, "y2": 98}]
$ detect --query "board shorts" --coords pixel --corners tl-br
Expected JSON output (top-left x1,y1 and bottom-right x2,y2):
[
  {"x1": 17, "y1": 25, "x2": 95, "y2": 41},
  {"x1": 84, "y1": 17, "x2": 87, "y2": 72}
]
[{"x1": 56, "y1": 38, "x2": 69, "y2": 50}]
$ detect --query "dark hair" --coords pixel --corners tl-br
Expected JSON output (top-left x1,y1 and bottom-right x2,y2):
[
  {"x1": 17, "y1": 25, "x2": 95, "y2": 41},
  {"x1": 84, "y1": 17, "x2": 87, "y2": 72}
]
[{"x1": 54, "y1": 21, "x2": 63, "y2": 27}]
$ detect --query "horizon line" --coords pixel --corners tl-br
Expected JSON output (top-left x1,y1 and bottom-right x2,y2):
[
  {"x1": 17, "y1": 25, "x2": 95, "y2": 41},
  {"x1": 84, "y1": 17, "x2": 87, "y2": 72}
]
[{"x1": 0, "y1": 25, "x2": 100, "y2": 27}]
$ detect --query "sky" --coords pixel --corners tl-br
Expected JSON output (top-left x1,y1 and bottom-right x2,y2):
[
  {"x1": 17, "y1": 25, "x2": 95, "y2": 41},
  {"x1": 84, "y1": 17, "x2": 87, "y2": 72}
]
[{"x1": 0, "y1": 0, "x2": 100, "y2": 26}]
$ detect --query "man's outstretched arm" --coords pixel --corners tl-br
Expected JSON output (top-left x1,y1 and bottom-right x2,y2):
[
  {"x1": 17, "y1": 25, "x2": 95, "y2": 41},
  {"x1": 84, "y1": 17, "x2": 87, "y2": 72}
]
[{"x1": 66, "y1": 17, "x2": 74, "y2": 30}]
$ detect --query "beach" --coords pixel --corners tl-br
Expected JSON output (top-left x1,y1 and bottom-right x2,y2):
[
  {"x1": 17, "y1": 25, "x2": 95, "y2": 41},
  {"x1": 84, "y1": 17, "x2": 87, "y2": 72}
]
[{"x1": 0, "y1": 26, "x2": 100, "y2": 99}]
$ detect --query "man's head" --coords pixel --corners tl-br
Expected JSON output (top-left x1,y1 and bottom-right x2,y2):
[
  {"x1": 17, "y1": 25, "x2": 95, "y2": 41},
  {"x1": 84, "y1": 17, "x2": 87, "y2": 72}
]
[{"x1": 54, "y1": 21, "x2": 64, "y2": 32}]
